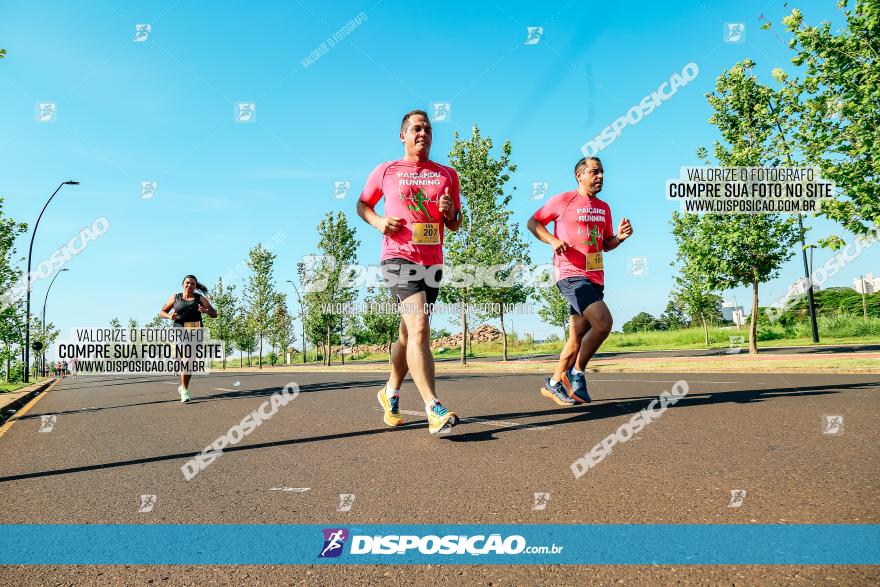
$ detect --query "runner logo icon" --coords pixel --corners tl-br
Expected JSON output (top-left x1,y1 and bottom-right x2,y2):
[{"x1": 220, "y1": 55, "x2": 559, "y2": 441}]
[{"x1": 319, "y1": 528, "x2": 349, "y2": 558}]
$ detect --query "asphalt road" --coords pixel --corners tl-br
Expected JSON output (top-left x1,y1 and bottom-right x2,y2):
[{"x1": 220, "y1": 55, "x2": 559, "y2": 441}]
[{"x1": 1, "y1": 370, "x2": 877, "y2": 585}]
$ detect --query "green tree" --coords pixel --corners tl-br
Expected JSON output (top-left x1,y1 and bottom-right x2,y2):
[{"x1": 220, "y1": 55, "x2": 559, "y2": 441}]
[
  {"x1": 33, "y1": 317, "x2": 59, "y2": 376},
  {"x1": 299, "y1": 259, "x2": 330, "y2": 364},
  {"x1": 232, "y1": 305, "x2": 256, "y2": 367},
  {"x1": 361, "y1": 287, "x2": 400, "y2": 359},
  {"x1": 534, "y1": 275, "x2": 570, "y2": 340},
  {"x1": 203, "y1": 276, "x2": 237, "y2": 369},
  {"x1": 0, "y1": 198, "x2": 28, "y2": 382},
  {"x1": 659, "y1": 299, "x2": 689, "y2": 330},
  {"x1": 688, "y1": 60, "x2": 801, "y2": 354},
  {"x1": 145, "y1": 314, "x2": 166, "y2": 329},
  {"x1": 767, "y1": 1, "x2": 880, "y2": 246},
  {"x1": 110, "y1": 318, "x2": 121, "y2": 328},
  {"x1": 622, "y1": 312, "x2": 662, "y2": 333},
  {"x1": 302, "y1": 212, "x2": 359, "y2": 366},
  {"x1": 127, "y1": 318, "x2": 138, "y2": 329},
  {"x1": 444, "y1": 125, "x2": 518, "y2": 364},
  {"x1": 244, "y1": 244, "x2": 276, "y2": 368},
  {"x1": 269, "y1": 292, "x2": 296, "y2": 364},
  {"x1": 670, "y1": 271, "x2": 723, "y2": 348},
  {"x1": 431, "y1": 327, "x2": 451, "y2": 340}
]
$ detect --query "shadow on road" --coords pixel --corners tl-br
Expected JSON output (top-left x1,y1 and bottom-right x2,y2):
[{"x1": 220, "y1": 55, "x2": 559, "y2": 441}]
[
  {"x1": 15, "y1": 374, "x2": 502, "y2": 421},
  {"x1": 1, "y1": 380, "x2": 872, "y2": 484}
]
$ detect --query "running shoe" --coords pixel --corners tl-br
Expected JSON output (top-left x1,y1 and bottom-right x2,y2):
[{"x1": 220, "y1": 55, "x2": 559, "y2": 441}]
[
  {"x1": 427, "y1": 400, "x2": 459, "y2": 435},
  {"x1": 541, "y1": 377, "x2": 576, "y2": 406},
  {"x1": 178, "y1": 385, "x2": 191, "y2": 403},
  {"x1": 377, "y1": 387, "x2": 404, "y2": 427},
  {"x1": 567, "y1": 368, "x2": 592, "y2": 403}
]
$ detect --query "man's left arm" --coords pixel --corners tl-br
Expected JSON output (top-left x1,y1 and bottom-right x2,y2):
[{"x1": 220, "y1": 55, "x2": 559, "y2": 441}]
[
  {"x1": 441, "y1": 172, "x2": 462, "y2": 231},
  {"x1": 604, "y1": 216, "x2": 633, "y2": 251}
]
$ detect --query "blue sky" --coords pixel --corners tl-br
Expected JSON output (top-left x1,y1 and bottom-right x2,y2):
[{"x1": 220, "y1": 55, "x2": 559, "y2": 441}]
[{"x1": 1, "y1": 0, "x2": 874, "y2": 353}]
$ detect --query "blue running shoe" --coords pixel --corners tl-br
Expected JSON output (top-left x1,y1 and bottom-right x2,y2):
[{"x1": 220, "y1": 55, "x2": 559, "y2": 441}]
[
  {"x1": 541, "y1": 377, "x2": 576, "y2": 406},
  {"x1": 566, "y1": 369, "x2": 591, "y2": 403}
]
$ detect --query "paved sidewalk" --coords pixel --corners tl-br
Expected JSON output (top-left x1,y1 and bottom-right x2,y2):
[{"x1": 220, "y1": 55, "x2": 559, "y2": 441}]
[{"x1": 0, "y1": 379, "x2": 55, "y2": 421}]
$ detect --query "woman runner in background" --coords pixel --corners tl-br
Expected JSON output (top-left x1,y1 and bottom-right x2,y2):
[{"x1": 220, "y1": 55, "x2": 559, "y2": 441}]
[{"x1": 158, "y1": 275, "x2": 217, "y2": 402}]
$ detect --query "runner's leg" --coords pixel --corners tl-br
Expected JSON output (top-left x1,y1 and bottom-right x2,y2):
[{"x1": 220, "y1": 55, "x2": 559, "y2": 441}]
[
  {"x1": 388, "y1": 319, "x2": 409, "y2": 391},
  {"x1": 398, "y1": 291, "x2": 436, "y2": 405},
  {"x1": 575, "y1": 300, "x2": 613, "y2": 369},
  {"x1": 552, "y1": 314, "x2": 589, "y2": 382}
]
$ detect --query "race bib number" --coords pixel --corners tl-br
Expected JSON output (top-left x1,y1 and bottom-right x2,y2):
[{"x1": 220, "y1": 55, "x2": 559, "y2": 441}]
[
  {"x1": 585, "y1": 252, "x2": 604, "y2": 271},
  {"x1": 411, "y1": 222, "x2": 441, "y2": 245},
  {"x1": 183, "y1": 321, "x2": 201, "y2": 329}
]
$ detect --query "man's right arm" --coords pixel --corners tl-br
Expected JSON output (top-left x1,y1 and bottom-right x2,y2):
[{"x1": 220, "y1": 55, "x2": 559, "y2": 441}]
[
  {"x1": 356, "y1": 199, "x2": 382, "y2": 230},
  {"x1": 357, "y1": 200, "x2": 402, "y2": 236},
  {"x1": 527, "y1": 216, "x2": 568, "y2": 254}
]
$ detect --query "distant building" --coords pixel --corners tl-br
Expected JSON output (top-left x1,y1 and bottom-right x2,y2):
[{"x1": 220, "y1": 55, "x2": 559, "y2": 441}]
[
  {"x1": 721, "y1": 301, "x2": 744, "y2": 323},
  {"x1": 853, "y1": 273, "x2": 879, "y2": 294},
  {"x1": 788, "y1": 277, "x2": 821, "y2": 296}
]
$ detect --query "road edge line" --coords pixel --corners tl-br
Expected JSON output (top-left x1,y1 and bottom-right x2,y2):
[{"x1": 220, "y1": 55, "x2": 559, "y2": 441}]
[{"x1": 0, "y1": 379, "x2": 60, "y2": 441}]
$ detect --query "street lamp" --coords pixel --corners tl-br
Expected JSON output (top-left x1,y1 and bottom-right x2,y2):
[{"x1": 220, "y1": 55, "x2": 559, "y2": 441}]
[
  {"x1": 24, "y1": 181, "x2": 79, "y2": 382},
  {"x1": 286, "y1": 280, "x2": 307, "y2": 364},
  {"x1": 804, "y1": 241, "x2": 819, "y2": 343},
  {"x1": 41, "y1": 268, "x2": 69, "y2": 376}
]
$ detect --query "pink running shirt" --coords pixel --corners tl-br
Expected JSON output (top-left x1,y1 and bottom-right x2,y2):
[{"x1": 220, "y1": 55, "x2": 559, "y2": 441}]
[
  {"x1": 359, "y1": 159, "x2": 461, "y2": 266},
  {"x1": 532, "y1": 191, "x2": 614, "y2": 284}
]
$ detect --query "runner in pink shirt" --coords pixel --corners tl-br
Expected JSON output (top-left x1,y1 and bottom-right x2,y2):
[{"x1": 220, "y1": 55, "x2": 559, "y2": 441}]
[
  {"x1": 527, "y1": 157, "x2": 633, "y2": 405},
  {"x1": 356, "y1": 109, "x2": 463, "y2": 435}
]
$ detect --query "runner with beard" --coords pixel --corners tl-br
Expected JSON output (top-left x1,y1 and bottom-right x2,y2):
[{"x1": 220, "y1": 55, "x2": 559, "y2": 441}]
[{"x1": 527, "y1": 157, "x2": 633, "y2": 405}]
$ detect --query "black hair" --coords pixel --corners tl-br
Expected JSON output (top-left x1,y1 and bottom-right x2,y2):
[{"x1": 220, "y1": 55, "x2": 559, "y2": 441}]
[
  {"x1": 575, "y1": 156, "x2": 602, "y2": 178},
  {"x1": 182, "y1": 275, "x2": 208, "y2": 294},
  {"x1": 400, "y1": 109, "x2": 430, "y2": 133}
]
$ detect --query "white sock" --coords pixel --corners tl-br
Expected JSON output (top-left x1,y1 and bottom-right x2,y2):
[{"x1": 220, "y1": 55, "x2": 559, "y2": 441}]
[
  {"x1": 571, "y1": 367, "x2": 584, "y2": 375},
  {"x1": 386, "y1": 384, "x2": 400, "y2": 398},
  {"x1": 549, "y1": 378, "x2": 559, "y2": 387}
]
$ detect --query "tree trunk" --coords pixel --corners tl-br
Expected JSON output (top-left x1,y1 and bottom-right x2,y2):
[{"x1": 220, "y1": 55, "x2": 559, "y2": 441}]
[
  {"x1": 460, "y1": 303, "x2": 468, "y2": 366},
  {"x1": 701, "y1": 315, "x2": 709, "y2": 348},
  {"x1": 387, "y1": 336, "x2": 392, "y2": 364},
  {"x1": 500, "y1": 306, "x2": 508, "y2": 361},
  {"x1": 239, "y1": 349, "x2": 242, "y2": 367},
  {"x1": 749, "y1": 279, "x2": 759, "y2": 355},
  {"x1": 325, "y1": 325, "x2": 331, "y2": 366},
  {"x1": 258, "y1": 336, "x2": 263, "y2": 369}
]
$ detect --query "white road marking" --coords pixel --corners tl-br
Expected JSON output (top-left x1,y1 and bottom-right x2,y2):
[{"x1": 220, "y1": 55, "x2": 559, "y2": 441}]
[
  {"x1": 214, "y1": 387, "x2": 235, "y2": 392},
  {"x1": 269, "y1": 486, "x2": 310, "y2": 493},
  {"x1": 585, "y1": 379, "x2": 758, "y2": 385}
]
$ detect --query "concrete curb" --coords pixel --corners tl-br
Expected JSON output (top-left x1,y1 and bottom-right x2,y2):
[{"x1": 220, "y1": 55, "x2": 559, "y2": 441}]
[{"x1": 0, "y1": 379, "x2": 57, "y2": 423}]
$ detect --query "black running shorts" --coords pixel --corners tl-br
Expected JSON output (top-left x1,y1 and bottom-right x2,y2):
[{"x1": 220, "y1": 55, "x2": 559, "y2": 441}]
[
  {"x1": 380, "y1": 258, "x2": 442, "y2": 306},
  {"x1": 556, "y1": 276, "x2": 605, "y2": 315}
]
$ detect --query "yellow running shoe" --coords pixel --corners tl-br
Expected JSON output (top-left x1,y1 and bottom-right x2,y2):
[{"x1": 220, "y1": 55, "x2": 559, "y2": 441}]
[
  {"x1": 377, "y1": 387, "x2": 404, "y2": 427},
  {"x1": 427, "y1": 400, "x2": 459, "y2": 435}
]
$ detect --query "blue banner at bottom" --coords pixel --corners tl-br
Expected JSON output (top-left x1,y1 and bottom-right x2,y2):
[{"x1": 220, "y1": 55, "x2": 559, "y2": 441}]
[{"x1": 0, "y1": 524, "x2": 876, "y2": 565}]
